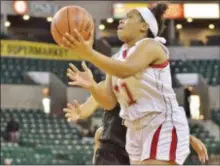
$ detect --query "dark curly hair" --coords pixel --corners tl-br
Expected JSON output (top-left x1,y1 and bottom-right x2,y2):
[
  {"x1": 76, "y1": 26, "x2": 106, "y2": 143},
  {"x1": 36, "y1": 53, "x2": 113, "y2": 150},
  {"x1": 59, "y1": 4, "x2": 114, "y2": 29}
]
[{"x1": 139, "y1": 2, "x2": 168, "y2": 37}]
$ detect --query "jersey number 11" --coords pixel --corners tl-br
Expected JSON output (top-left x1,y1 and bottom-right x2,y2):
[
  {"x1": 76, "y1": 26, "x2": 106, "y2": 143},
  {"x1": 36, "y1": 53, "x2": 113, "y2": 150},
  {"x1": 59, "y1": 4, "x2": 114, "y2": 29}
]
[{"x1": 114, "y1": 82, "x2": 136, "y2": 106}]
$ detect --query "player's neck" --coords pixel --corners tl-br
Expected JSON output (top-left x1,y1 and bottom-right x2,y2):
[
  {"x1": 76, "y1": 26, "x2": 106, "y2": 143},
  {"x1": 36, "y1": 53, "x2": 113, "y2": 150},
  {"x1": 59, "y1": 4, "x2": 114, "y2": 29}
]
[{"x1": 126, "y1": 35, "x2": 146, "y2": 48}]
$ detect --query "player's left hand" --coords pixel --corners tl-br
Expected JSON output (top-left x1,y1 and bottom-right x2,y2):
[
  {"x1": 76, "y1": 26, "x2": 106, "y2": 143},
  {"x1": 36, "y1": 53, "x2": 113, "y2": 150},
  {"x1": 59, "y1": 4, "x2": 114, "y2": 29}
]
[
  {"x1": 190, "y1": 135, "x2": 209, "y2": 164},
  {"x1": 61, "y1": 28, "x2": 94, "y2": 59},
  {"x1": 67, "y1": 61, "x2": 96, "y2": 90}
]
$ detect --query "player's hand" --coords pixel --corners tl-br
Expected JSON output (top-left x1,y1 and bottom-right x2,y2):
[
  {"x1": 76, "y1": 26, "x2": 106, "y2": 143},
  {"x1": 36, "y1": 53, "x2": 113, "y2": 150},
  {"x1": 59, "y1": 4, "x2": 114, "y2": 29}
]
[
  {"x1": 67, "y1": 61, "x2": 96, "y2": 90},
  {"x1": 61, "y1": 28, "x2": 94, "y2": 59},
  {"x1": 87, "y1": 26, "x2": 95, "y2": 47},
  {"x1": 190, "y1": 135, "x2": 209, "y2": 164},
  {"x1": 63, "y1": 100, "x2": 83, "y2": 122}
]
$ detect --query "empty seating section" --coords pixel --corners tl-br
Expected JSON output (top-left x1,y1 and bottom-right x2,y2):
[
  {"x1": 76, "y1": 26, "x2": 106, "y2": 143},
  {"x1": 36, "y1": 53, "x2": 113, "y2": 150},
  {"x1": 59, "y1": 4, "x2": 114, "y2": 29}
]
[
  {"x1": 1, "y1": 57, "x2": 219, "y2": 85},
  {"x1": 170, "y1": 60, "x2": 220, "y2": 85},
  {"x1": 1, "y1": 57, "x2": 105, "y2": 84},
  {"x1": 1, "y1": 144, "x2": 53, "y2": 165},
  {"x1": 190, "y1": 123, "x2": 220, "y2": 155},
  {"x1": 185, "y1": 123, "x2": 220, "y2": 164},
  {"x1": 1, "y1": 108, "x2": 220, "y2": 164},
  {"x1": 1, "y1": 109, "x2": 94, "y2": 165}
]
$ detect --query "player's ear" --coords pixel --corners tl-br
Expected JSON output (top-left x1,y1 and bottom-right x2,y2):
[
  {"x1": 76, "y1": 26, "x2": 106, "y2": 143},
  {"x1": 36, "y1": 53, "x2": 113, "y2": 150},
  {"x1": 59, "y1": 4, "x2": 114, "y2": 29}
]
[{"x1": 140, "y1": 22, "x2": 148, "y2": 33}]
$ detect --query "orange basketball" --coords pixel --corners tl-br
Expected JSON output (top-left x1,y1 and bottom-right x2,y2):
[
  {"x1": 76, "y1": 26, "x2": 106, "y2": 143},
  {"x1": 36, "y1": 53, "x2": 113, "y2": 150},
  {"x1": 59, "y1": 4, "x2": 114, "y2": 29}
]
[{"x1": 51, "y1": 6, "x2": 94, "y2": 46}]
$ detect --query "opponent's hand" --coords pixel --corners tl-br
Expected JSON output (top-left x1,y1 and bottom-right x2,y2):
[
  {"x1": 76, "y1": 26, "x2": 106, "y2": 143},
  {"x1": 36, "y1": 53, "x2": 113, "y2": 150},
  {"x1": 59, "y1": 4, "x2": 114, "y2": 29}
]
[
  {"x1": 63, "y1": 100, "x2": 83, "y2": 122},
  {"x1": 67, "y1": 61, "x2": 96, "y2": 90},
  {"x1": 190, "y1": 135, "x2": 209, "y2": 164},
  {"x1": 61, "y1": 28, "x2": 94, "y2": 59}
]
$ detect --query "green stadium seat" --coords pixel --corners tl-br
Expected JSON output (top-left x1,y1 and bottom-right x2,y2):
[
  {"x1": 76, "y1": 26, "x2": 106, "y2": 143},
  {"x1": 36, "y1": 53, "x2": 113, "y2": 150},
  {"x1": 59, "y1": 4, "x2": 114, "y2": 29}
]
[
  {"x1": 2, "y1": 57, "x2": 219, "y2": 85},
  {"x1": 1, "y1": 108, "x2": 95, "y2": 164},
  {"x1": 1, "y1": 57, "x2": 105, "y2": 84}
]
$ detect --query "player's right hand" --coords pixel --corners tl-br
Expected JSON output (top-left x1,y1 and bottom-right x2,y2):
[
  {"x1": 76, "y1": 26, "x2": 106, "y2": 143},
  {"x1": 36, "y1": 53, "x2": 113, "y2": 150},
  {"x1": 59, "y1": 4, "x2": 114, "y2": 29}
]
[{"x1": 63, "y1": 100, "x2": 83, "y2": 122}]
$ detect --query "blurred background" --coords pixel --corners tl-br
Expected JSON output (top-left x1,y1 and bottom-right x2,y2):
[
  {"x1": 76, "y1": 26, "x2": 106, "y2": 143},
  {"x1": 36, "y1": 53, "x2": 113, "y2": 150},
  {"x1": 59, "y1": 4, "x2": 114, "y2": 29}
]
[{"x1": 0, "y1": 0, "x2": 220, "y2": 165}]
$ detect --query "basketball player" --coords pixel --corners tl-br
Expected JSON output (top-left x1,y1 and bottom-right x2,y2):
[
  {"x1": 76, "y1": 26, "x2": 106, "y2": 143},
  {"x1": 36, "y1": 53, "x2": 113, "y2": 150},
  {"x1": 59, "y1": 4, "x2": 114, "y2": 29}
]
[
  {"x1": 61, "y1": 2, "x2": 204, "y2": 165},
  {"x1": 64, "y1": 89, "x2": 208, "y2": 165}
]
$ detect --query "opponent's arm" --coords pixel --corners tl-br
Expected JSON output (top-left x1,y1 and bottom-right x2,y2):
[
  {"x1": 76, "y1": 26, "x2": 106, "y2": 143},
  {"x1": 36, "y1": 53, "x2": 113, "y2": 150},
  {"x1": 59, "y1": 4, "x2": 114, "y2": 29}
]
[
  {"x1": 93, "y1": 127, "x2": 104, "y2": 164},
  {"x1": 79, "y1": 95, "x2": 99, "y2": 119},
  {"x1": 190, "y1": 135, "x2": 209, "y2": 164},
  {"x1": 63, "y1": 97, "x2": 98, "y2": 122}
]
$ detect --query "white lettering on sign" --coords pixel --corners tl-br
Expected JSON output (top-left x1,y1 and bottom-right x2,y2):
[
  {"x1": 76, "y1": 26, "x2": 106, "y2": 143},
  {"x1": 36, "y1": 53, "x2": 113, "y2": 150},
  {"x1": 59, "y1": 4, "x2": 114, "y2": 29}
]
[{"x1": 30, "y1": 3, "x2": 60, "y2": 16}]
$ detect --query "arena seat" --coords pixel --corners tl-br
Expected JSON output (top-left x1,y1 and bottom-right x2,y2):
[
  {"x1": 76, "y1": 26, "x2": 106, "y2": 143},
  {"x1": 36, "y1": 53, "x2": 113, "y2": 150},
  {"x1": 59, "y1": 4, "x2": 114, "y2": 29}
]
[
  {"x1": 1, "y1": 109, "x2": 94, "y2": 165},
  {"x1": 1, "y1": 57, "x2": 219, "y2": 85},
  {"x1": 1, "y1": 108, "x2": 219, "y2": 165},
  {"x1": 206, "y1": 35, "x2": 220, "y2": 46},
  {"x1": 1, "y1": 144, "x2": 54, "y2": 165},
  {"x1": 171, "y1": 60, "x2": 220, "y2": 86},
  {"x1": 190, "y1": 40, "x2": 204, "y2": 46},
  {"x1": 1, "y1": 109, "x2": 82, "y2": 144},
  {"x1": 190, "y1": 123, "x2": 220, "y2": 156},
  {"x1": 212, "y1": 108, "x2": 220, "y2": 126},
  {"x1": 1, "y1": 57, "x2": 105, "y2": 84}
]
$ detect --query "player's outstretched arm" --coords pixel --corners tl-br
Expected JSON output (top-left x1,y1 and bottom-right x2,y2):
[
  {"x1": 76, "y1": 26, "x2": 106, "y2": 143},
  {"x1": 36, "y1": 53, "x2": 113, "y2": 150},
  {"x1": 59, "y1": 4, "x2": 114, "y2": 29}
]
[
  {"x1": 62, "y1": 30, "x2": 166, "y2": 78},
  {"x1": 85, "y1": 40, "x2": 167, "y2": 78},
  {"x1": 190, "y1": 135, "x2": 209, "y2": 164},
  {"x1": 67, "y1": 62, "x2": 117, "y2": 110}
]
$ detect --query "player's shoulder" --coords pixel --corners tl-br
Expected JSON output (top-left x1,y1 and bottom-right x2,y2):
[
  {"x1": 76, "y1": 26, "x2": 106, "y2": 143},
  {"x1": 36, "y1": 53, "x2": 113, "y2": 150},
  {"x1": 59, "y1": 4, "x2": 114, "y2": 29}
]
[
  {"x1": 136, "y1": 38, "x2": 166, "y2": 54},
  {"x1": 137, "y1": 38, "x2": 161, "y2": 48}
]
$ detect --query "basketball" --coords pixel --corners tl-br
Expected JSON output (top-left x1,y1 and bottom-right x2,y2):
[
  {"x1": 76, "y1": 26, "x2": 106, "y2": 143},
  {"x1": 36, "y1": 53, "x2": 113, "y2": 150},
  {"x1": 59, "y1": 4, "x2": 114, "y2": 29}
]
[{"x1": 51, "y1": 6, "x2": 94, "y2": 46}]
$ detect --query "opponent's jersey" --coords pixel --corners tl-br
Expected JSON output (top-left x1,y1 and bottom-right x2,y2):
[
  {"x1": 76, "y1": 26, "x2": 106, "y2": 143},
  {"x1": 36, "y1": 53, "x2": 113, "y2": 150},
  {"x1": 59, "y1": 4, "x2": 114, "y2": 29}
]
[
  {"x1": 99, "y1": 104, "x2": 127, "y2": 149},
  {"x1": 112, "y1": 38, "x2": 179, "y2": 121}
]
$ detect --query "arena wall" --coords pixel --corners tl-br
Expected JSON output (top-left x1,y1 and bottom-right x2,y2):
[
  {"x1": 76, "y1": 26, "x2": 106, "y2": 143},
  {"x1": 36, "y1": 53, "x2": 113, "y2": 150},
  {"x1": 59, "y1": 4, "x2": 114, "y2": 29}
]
[{"x1": 0, "y1": 84, "x2": 89, "y2": 109}]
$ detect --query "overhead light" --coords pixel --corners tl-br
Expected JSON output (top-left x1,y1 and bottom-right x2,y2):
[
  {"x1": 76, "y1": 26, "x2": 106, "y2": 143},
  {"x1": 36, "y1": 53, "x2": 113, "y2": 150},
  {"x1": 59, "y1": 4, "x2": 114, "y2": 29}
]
[
  {"x1": 176, "y1": 24, "x2": 182, "y2": 30},
  {"x1": 4, "y1": 21, "x2": 11, "y2": 27},
  {"x1": 184, "y1": 3, "x2": 219, "y2": 19},
  {"x1": 47, "y1": 17, "x2": 53, "y2": 22},
  {"x1": 187, "y1": 18, "x2": 193, "y2": 23},
  {"x1": 23, "y1": 15, "x2": 30, "y2": 20},
  {"x1": 209, "y1": 24, "x2": 215, "y2": 30},
  {"x1": 99, "y1": 24, "x2": 105, "y2": 30},
  {"x1": 13, "y1": 1, "x2": 28, "y2": 15},
  {"x1": 107, "y1": 18, "x2": 114, "y2": 23}
]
